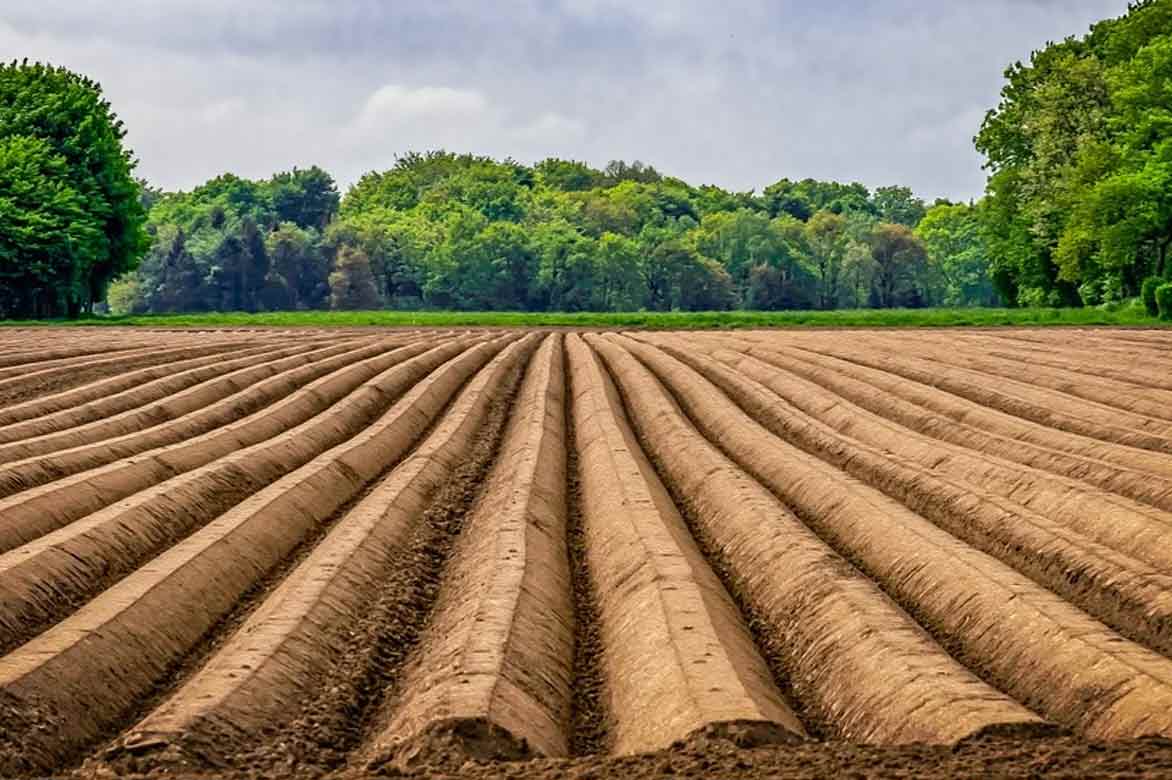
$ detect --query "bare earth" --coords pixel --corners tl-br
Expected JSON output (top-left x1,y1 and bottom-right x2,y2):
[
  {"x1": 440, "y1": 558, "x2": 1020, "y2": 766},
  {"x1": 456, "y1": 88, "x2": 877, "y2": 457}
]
[{"x1": 0, "y1": 325, "x2": 1171, "y2": 779}]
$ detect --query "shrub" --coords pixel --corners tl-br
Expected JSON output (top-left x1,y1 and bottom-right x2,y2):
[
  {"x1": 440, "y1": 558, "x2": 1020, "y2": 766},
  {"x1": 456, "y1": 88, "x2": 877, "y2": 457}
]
[
  {"x1": 1142, "y1": 276, "x2": 1162, "y2": 316},
  {"x1": 105, "y1": 275, "x2": 146, "y2": 315},
  {"x1": 1156, "y1": 283, "x2": 1172, "y2": 321}
]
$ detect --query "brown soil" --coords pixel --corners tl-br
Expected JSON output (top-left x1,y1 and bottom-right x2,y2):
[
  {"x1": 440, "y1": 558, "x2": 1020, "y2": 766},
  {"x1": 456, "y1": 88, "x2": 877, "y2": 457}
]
[
  {"x1": 368, "y1": 335, "x2": 572, "y2": 769},
  {"x1": 565, "y1": 334, "x2": 804, "y2": 755},
  {"x1": 0, "y1": 339, "x2": 357, "y2": 450},
  {"x1": 1, "y1": 327, "x2": 1172, "y2": 780},
  {"x1": 563, "y1": 350, "x2": 609, "y2": 758},
  {"x1": 0, "y1": 341, "x2": 272, "y2": 407}
]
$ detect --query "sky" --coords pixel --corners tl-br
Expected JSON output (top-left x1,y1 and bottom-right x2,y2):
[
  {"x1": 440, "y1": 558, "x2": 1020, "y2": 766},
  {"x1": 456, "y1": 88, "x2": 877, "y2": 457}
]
[{"x1": 0, "y1": 1, "x2": 1135, "y2": 202}]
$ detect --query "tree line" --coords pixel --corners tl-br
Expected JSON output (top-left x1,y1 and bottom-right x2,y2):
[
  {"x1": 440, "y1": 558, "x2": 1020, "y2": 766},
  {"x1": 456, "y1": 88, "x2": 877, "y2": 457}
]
[
  {"x1": 2, "y1": 0, "x2": 1169, "y2": 318},
  {"x1": 107, "y1": 155, "x2": 994, "y2": 315}
]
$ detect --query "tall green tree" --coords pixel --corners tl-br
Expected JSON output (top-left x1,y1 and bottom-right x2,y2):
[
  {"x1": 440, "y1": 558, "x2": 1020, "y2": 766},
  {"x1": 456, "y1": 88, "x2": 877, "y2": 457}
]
[
  {"x1": 976, "y1": 0, "x2": 1172, "y2": 305},
  {"x1": 269, "y1": 166, "x2": 340, "y2": 230},
  {"x1": 804, "y1": 210, "x2": 850, "y2": 309},
  {"x1": 691, "y1": 209, "x2": 781, "y2": 296},
  {"x1": 266, "y1": 222, "x2": 329, "y2": 310},
  {"x1": 0, "y1": 61, "x2": 147, "y2": 316},
  {"x1": 916, "y1": 203, "x2": 998, "y2": 306},
  {"x1": 329, "y1": 246, "x2": 382, "y2": 310},
  {"x1": 1057, "y1": 35, "x2": 1172, "y2": 287},
  {"x1": 0, "y1": 135, "x2": 104, "y2": 317},
  {"x1": 873, "y1": 186, "x2": 927, "y2": 227},
  {"x1": 595, "y1": 232, "x2": 642, "y2": 310},
  {"x1": 149, "y1": 227, "x2": 205, "y2": 312},
  {"x1": 868, "y1": 223, "x2": 929, "y2": 308}
]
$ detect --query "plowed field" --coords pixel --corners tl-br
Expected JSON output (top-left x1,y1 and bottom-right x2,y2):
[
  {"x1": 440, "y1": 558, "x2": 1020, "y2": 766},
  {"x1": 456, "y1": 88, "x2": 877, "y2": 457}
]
[{"x1": 1, "y1": 326, "x2": 1171, "y2": 779}]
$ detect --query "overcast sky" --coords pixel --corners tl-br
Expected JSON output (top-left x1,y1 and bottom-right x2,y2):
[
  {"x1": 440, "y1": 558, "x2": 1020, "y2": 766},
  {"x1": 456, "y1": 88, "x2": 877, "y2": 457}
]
[{"x1": 0, "y1": 1, "x2": 1134, "y2": 202}]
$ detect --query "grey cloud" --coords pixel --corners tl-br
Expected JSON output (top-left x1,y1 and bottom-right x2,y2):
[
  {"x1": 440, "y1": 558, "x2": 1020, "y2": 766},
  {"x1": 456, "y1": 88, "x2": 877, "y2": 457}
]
[{"x1": 0, "y1": 0, "x2": 1134, "y2": 200}]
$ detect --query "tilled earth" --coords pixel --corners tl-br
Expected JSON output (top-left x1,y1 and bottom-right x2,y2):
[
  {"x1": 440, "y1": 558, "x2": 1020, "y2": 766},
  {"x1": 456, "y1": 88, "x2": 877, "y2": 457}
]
[{"x1": 1, "y1": 326, "x2": 1172, "y2": 779}]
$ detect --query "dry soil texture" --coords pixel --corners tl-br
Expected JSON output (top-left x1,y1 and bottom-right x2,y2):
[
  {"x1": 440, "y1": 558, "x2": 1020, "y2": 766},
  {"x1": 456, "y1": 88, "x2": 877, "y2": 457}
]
[{"x1": 0, "y1": 325, "x2": 1170, "y2": 779}]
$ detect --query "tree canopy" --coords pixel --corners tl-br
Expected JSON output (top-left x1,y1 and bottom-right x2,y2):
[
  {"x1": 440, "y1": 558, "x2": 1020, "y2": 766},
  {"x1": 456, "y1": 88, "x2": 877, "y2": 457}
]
[
  {"x1": 975, "y1": 0, "x2": 1172, "y2": 306},
  {"x1": 0, "y1": 61, "x2": 146, "y2": 317},
  {"x1": 110, "y1": 150, "x2": 965, "y2": 315}
]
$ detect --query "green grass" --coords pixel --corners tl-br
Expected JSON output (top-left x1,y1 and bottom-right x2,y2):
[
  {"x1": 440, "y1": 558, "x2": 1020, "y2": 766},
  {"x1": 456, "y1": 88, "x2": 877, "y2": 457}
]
[{"x1": 1, "y1": 305, "x2": 1165, "y2": 329}]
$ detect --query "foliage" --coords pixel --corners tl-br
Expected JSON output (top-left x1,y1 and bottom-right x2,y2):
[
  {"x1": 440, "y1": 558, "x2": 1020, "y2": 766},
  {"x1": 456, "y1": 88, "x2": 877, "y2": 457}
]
[
  {"x1": 16, "y1": 2, "x2": 1172, "y2": 319},
  {"x1": 106, "y1": 149, "x2": 975, "y2": 315},
  {"x1": 329, "y1": 245, "x2": 382, "y2": 310},
  {"x1": 1142, "y1": 275, "x2": 1163, "y2": 315},
  {"x1": 867, "y1": 224, "x2": 929, "y2": 308},
  {"x1": 916, "y1": 203, "x2": 998, "y2": 306},
  {"x1": 976, "y1": 0, "x2": 1172, "y2": 306},
  {"x1": 873, "y1": 186, "x2": 928, "y2": 227},
  {"x1": 105, "y1": 274, "x2": 144, "y2": 315},
  {"x1": 762, "y1": 178, "x2": 875, "y2": 220},
  {"x1": 805, "y1": 211, "x2": 849, "y2": 309},
  {"x1": 0, "y1": 60, "x2": 998, "y2": 319},
  {"x1": 1157, "y1": 283, "x2": 1172, "y2": 320},
  {"x1": 0, "y1": 136, "x2": 104, "y2": 318},
  {"x1": 0, "y1": 61, "x2": 146, "y2": 317},
  {"x1": 110, "y1": 166, "x2": 342, "y2": 315}
]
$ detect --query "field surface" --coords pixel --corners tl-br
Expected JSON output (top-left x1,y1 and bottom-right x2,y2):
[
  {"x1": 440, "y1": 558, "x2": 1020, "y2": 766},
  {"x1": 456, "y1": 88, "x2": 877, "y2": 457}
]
[{"x1": 0, "y1": 326, "x2": 1171, "y2": 779}]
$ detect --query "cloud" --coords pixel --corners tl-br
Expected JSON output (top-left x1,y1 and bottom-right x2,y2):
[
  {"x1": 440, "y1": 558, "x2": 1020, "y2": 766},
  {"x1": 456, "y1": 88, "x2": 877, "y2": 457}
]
[
  {"x1": 515, "y1": 113, "x2": 587, "y2": 143},
  {"x1": 341, "y1": 83, "x2": 589, "y2": 172},
  {"x1": 352, "y1": 85, "x2": 490, "y2": 132},
  {"x1": 197, "y1": 98, "x2": 247, "y2": 125},
  {"x1": 0, "y1": 1, "x2": 1136, "y2": 200}
]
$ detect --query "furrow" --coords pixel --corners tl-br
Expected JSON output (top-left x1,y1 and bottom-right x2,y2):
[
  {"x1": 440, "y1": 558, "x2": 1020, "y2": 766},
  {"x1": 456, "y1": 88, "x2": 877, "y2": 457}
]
[
  {"x1": 0, "y1": 337, "x2": 451, "y2": 546},
  {"x1": 635, "y1": 335, "x2": 1172, "y2": 657},
  {"x1": 650, "y1": 338, "x2": 1172, "y2": 579},
  {"x1": 0, "y1": 342, "x2": 177, "y2": 377},
  {"x1": 0, "y1": 338, "x2": 349, "y2": 432},
  {"x1": 699, "y1": 335, "x2": 1172, "y2": 482},
  {"x1": 0, "y1": 342, "x2": 265, "y2": 405},
  {"x1": 949, "y1": 333, "x2": 1172, "y2": 388},
  {"x1": 0, "y1": 343, "x2": 149, "y2": 370},
  {"x1": 835, "y1": 331, "x2": 1172, "y2": 425},
  {"x1": 0, "y1": 336, "x2": 512, "y2": 776},
  {"x1": 564, "y1": 334, "x2": 805, "y2": 756},
  {"x1": 0, "y1": 337, "x2": 487, "y2": 652},
  {"x1": 0, "y1": 340, "x2": 372, "y2": 459},
  {"x1": 586, "y1": 334, "x2": 1048, "y2": 744},
  {"x1": 947, "y1": 330, "x2": 1171, "y2": 364},
  {"x1": 904, "y1": 331, "x2": 1172, "y2": 394},
  {"x1": 613, "y1": 333, "x2": 1172, "y2": 741},
  {"x1": 1001, "y1": 329, "x2": 1172, "y2": 352},
  {"x1": 366, "y1": 334, "x2": 573, "y2": 769},
  {"x1": 564, "y1": 365, "x2": 607, "y2": 757},
  {"x1": 773, "y1": 336, "x2": 1172, "y2": 450},
  {"x1": 99, "y1": 335, "x2": 538, "y2": 774}
]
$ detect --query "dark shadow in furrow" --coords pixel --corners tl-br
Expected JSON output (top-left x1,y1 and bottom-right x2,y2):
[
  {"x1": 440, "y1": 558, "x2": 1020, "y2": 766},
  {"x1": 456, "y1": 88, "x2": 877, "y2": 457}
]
[
  {"x1": 76, "y1": 350, "x2": 522, "y2": 778},
  {"x1": 563, "y1": 340, "x2": 609, "y2": 758},
  {"x1": 221, "y1": 356, "x2": 529, "y2": 775},
  {"x1": 597, "y1": 357, "x2": 826, "y2": 742}
]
